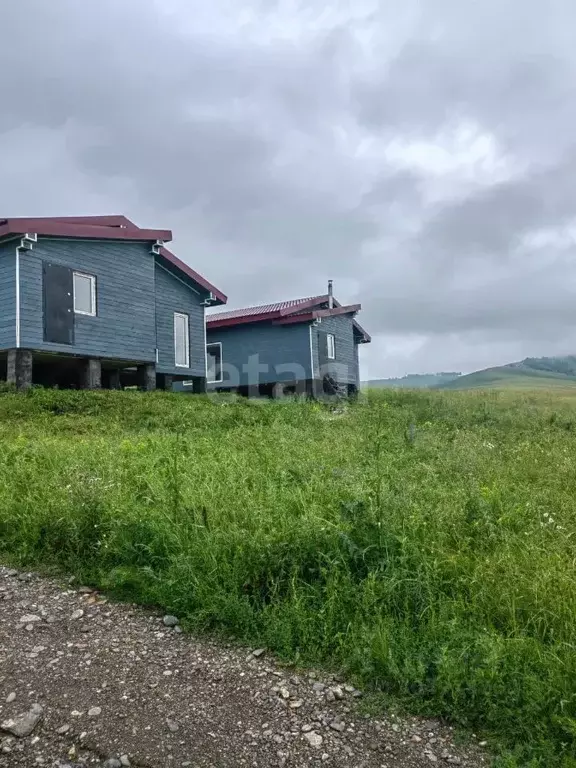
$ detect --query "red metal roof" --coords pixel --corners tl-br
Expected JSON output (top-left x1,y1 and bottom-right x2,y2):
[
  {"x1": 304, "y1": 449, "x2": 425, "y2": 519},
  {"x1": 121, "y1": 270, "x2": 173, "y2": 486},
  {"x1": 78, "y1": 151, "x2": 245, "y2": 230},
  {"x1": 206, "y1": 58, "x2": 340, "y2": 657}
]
[
  {"x1": 209, "y1": 296, "x2": 326, "y2": 322},
  {"x1": 207, "y1": 294, "x2": 370, "y2": 342},
  {"x1": 0, "y1": 215, "x2": 227, "y2": 306}
]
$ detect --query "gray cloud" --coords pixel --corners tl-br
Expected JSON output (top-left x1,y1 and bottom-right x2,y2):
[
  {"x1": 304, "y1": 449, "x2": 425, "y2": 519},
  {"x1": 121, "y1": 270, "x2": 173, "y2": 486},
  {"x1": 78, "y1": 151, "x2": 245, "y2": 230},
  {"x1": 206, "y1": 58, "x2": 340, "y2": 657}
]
[{"x1": 2, "y1": 0, "x2": 576, "y2": 379}]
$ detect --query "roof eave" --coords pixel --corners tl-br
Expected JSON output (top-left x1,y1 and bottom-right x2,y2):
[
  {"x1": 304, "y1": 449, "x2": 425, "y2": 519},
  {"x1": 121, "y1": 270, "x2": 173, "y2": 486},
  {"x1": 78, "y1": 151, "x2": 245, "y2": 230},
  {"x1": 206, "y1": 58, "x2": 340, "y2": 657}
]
[
  {"x1": 0, "y1": 219, "x2": 172, "y2": 243},
  {"x1": 159, "y1": 247, "x2": 227, "y2": 305},
  {"x1": 274, "y1": 304, "x2": 362, "y2": 326}
]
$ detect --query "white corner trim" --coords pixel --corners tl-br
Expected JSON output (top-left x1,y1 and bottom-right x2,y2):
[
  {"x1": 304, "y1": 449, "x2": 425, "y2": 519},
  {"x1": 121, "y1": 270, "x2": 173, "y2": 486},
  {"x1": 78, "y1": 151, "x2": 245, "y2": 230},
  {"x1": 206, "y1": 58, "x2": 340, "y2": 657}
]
[
  {"x1": 15, "y1": 246, "x2": 20, "y2": 348},
  {"x1": 309, "y1": 325, "x2": 315, "y2": 379},
  {"x1": 206, "y1": 341, "x2": 223, "y2": 383},
  {"x1": 203, "y1": 304, "x2": 208, "y2": 380}
]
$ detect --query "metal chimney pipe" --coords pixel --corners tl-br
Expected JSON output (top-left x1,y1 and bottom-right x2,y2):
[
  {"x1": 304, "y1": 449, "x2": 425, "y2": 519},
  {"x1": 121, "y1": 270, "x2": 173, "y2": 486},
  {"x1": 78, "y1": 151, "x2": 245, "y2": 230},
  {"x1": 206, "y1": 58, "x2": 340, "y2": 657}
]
[{"x1": 328, "y1": 279, "x2": 334, "y2": 309}]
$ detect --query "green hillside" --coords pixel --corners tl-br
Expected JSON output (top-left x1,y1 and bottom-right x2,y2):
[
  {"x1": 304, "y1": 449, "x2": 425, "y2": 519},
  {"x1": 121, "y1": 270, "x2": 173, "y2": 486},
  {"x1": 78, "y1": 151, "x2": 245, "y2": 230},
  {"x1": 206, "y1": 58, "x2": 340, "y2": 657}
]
[
  {"x1": 366, "y1": 356, "x2": 576, "y2": 391},
  {"x1": 363, "y1": 372, "x2": 461, "y2": 389},
  {"x1": 437, "y1": 357, "x2": 576, "y2": 390}
]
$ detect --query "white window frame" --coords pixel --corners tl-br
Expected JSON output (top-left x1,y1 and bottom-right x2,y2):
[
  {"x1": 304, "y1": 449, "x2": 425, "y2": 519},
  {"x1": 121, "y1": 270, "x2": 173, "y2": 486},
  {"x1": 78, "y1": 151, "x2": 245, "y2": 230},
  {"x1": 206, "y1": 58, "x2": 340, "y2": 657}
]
[
  {"x1": 326, "y1": 333, "x2": 336, "y2": 360},
  {"x1": 206, "y1": 342, "x2": 223, "y2": 383},
  {"x1": 73, "y1": 271, "x2": 97, "y2": 316},
  {"x1": 174, "y1": 312, "x2": 190, "y2": 368}
]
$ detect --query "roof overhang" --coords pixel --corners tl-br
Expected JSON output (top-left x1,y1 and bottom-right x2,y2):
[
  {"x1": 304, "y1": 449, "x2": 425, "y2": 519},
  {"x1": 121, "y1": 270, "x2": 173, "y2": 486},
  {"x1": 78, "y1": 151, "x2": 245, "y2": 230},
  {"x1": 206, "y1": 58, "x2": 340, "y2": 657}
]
[
  {"x1": 273, "y1": 304, "x2": 362, "y2": 325},
  {"x1": 207, "y1": 298, "x2": 369, "y2": 334},
  {"x1": 0, "y1": 217, "x2": 171, "y2": 243},
  {"x1": 0, "y1": 215, "x2": 227, "y2": 307},
  {"x1": 159, "y1": 247, "x2": 227, "y2": 306},
  {"x1": 353, "y1": 320, "x2": 371, "y2": 344}
]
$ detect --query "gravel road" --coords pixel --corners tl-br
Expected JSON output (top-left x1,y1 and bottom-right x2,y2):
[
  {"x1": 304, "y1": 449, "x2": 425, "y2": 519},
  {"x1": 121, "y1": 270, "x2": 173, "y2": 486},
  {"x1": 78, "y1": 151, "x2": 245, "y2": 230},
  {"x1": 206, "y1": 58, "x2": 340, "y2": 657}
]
[{"x1": 0, "y1": 567, "x2": 490, "y2": 767}]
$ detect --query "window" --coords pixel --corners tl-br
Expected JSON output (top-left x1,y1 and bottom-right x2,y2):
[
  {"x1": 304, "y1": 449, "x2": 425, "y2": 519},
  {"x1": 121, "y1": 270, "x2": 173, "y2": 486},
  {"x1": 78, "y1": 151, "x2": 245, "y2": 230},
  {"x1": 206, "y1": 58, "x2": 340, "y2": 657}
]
[
  {"x1": 207, "y1": 342, "x2": 223, "y2": 383},
  {"x1": 326, "y1": 333, "x2": 336, "y2": 360},
  {"x1": 174, "y1": 312, "x2": 190, "y2": 368},
  {"x1": 73, "y1": 272, "x2": 96, "y2": 316}
]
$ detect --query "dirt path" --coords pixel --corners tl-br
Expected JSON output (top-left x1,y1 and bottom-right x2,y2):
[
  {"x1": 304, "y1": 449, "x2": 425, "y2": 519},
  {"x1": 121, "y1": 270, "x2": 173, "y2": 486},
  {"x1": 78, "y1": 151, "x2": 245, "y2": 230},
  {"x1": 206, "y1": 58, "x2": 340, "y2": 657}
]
[{"x1": 0, "y1": 567, "x2": 489, "y2": 768}]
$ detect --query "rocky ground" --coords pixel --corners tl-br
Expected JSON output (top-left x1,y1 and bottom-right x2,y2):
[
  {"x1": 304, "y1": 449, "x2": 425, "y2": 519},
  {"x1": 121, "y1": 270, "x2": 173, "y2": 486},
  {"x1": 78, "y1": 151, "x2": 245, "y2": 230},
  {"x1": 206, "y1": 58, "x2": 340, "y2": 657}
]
[{"x1": 0, "y1": 567, "x2": 490, "y2": 768}]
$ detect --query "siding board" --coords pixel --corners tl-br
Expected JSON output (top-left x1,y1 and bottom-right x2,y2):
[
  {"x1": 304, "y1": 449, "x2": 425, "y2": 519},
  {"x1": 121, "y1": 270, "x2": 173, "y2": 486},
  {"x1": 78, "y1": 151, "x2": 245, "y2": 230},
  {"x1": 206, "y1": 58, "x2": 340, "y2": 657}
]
[
  {"x1": 19, "y1": 238, "x2": 156, "y2": 361},
  {"x1": 154, "y1": 263, "x2": 205, "y2": 377},
  {"x1": 0, "y1": 242, "x2": 16, "y2": 349},
  {"x1": 312, "y1": 314, "x2": 359, "y2": 385},
  {"x1": 206, "y1": 321, "x2": 312, "y2": 388}
]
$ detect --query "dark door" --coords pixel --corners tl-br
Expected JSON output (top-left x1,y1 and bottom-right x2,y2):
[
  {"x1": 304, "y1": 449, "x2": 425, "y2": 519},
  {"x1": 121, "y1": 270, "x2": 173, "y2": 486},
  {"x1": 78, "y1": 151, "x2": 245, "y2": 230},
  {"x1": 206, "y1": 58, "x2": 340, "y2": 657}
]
[{"x1": 43, "y1": 262, "x2": 74, "y2": 344}]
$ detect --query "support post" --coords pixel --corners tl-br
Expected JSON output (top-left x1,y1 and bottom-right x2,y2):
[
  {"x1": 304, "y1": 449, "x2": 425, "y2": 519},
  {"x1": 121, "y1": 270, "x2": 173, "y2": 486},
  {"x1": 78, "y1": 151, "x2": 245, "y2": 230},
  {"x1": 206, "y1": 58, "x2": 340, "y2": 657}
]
[
  {"x1": 80, "y1": 359, "x2": 102, "y2": 390},
  {"x1": 192, "y1": 376, "x2": 207, "y2": 394},
  {"x1": 305, "y1": 378, "x2": 322, "y2": 400},
  {"x1": 7, "y1": 349, "x2": 33, "y2": 391},
  {"x1": 157, "y1": 374, "x2": 174, "y2": 391},
  {"x1": 108, "y1": 369, "x2": 121, "y2": 390},
  {"x1": 137, "y1": 363, "x2": 156, "y2": 391}
]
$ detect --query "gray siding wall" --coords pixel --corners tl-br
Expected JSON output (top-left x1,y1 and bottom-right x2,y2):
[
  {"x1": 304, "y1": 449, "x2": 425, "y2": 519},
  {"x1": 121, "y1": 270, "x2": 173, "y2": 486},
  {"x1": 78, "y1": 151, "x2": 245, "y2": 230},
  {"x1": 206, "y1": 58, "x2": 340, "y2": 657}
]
[
  {"x1": 0, "y1": 242, "x2": 16, "y2": 350},
  {"x1": 312, "y1": 314, "x2": 359, "y2": 385},
  {"x1": 206, "y1": 321, "x2": 313, "y2": 388},
  {"x1": 19, "y1": 238, "x2": 156, "y2": 361},
  {"x1": 154, "y1": 263, "x2": 206, "y2": 377}
]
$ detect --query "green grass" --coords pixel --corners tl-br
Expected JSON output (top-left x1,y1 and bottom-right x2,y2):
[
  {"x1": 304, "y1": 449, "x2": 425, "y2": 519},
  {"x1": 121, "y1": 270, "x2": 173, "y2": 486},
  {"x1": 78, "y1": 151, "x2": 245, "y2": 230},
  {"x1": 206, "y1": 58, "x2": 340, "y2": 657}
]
[{"x1": 0, "y1": 387, "x2": 575, "y2": 766}]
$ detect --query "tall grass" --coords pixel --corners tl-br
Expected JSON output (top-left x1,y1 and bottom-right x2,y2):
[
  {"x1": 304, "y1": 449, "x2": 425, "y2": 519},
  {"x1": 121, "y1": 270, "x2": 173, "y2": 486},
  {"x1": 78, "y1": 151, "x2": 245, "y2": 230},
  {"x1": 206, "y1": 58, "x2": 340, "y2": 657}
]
[{"x1": 0, "y1": 387, "x2": 575, "y2": 765}]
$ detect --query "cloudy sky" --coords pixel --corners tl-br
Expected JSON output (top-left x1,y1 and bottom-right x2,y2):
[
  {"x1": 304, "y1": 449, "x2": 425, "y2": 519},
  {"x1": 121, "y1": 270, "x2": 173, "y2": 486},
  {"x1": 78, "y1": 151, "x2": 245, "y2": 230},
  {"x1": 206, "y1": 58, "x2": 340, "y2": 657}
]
[{"x1": 1, "y1": 0, "x2": 575, "y2": 379}]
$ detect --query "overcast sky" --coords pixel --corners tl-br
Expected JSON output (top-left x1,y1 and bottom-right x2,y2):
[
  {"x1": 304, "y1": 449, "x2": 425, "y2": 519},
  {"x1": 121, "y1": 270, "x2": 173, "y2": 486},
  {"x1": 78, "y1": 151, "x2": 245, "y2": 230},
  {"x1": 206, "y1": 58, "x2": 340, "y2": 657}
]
[{"x1": 1, "y1": 1, "x2": 575, "y2": 378}]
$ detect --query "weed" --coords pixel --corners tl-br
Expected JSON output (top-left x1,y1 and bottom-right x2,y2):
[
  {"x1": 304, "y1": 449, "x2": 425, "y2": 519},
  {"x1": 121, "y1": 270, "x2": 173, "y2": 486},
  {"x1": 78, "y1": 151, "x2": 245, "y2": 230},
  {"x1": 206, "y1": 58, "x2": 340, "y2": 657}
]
[{"x1": 0, "y1": 388, "x2": 575, "y2": 765}]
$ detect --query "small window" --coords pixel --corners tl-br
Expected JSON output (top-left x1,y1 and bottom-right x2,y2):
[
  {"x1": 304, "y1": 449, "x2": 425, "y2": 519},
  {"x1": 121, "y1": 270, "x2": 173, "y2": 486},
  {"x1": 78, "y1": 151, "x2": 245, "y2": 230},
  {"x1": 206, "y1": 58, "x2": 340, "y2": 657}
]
[
  {"x1": 326, "y1": 333, "x2": 336, "y2": 360},
  {"x1": 207, "y1": 342, "x2": 223, "y2": 383},
  {"x1": 73, "y1": 272, "x2": 96, "y2": 316},
  {"x1": 174, "y1": 312, "x2": 190, "y2": 368}
]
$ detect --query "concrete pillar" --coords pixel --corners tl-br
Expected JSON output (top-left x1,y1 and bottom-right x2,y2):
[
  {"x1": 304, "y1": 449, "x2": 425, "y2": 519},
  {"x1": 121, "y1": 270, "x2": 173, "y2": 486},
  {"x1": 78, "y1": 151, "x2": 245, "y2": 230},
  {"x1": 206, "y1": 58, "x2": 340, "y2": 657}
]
[
  {"x1": 305, "y1": 379, "x2": 322, "y2": 400},
  {"x1": 7, "y1": 349, "x2": 33, "y2": 391},
  {"x1": 108, "y1": 369, "x2": 121, "y2": 390},
  {"x1": 80, "y1": 358, "x2": 102, "y2": 390},
  {"x1": 192, "y1": 376, "x2": 207, "y2": 394},
  {"x1": 157, "y1": 374, "x2": 174, "y2": 391},
  {"x1": 137, "y1": 363, "x2": 156, "y2": 391}
]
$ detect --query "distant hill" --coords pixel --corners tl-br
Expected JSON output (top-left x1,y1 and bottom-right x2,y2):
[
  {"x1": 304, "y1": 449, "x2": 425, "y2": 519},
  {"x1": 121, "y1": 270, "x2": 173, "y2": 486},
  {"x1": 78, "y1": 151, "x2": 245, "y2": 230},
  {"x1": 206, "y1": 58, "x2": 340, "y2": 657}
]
[
  {"x1": 363, "y1": 373, "x2": 461, "y2": 389},
  {"x1": 365, "y1": 356, "x2": 576, "y2": 391},
  {"x1": 436, "y1": 355, "x2": 576, "y2": 390}
]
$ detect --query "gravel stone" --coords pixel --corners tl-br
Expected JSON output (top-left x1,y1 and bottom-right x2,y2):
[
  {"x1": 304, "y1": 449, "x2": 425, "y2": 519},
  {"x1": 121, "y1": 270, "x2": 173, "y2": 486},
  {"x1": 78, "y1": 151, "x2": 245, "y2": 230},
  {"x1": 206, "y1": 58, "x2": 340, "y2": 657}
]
[
  {"x1": 70, "y1": 609, "x2": 84, "y2": 621},
  {"x1": 162, "y1": 615, "x2": 179, "y2": 627},
  {"x1": 87, "y1": 707, "x2": 101, "y2": 717},
  {"x1": 5, "y1": 693, "x2": 15, "y2": 704},
  {"x1": 19, "y1": 614, "x2": 41, "y2": 624},
  {"x1": 0, "y1": 565, "x2": 487, "y2": 768},
  {"x1": 0, "y1": 703, "x2": 43, "y2": 737},
  {"x1": 303, "y1": 731, "x2": 323, "y2": 748}
]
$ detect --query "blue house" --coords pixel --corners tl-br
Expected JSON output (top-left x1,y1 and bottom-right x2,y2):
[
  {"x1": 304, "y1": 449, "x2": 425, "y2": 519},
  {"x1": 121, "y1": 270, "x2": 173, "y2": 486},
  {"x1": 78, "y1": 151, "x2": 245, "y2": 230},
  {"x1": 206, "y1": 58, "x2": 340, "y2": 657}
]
[
  {"x1": 199, "y1": 286, "x2": 370, "y2": 397},
  {"x1": 0, "y1": 215, "x2": 226, "y2": 390}
]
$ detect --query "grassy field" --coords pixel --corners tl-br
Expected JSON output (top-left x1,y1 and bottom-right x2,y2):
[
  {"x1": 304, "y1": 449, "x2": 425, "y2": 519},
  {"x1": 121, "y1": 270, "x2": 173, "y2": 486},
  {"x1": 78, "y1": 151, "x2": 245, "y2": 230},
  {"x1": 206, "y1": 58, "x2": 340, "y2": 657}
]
[{"x1": 0, "y1": 387, "x2": 575, "y2": 766}]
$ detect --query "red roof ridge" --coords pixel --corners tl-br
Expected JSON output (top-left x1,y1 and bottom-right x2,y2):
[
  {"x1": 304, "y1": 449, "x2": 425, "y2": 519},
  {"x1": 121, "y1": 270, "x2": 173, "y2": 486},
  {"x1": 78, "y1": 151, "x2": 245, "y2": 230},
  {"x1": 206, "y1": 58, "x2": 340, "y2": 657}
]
[{"x1": 208, "y1": 295, "x2": 327, "y2": 322}]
